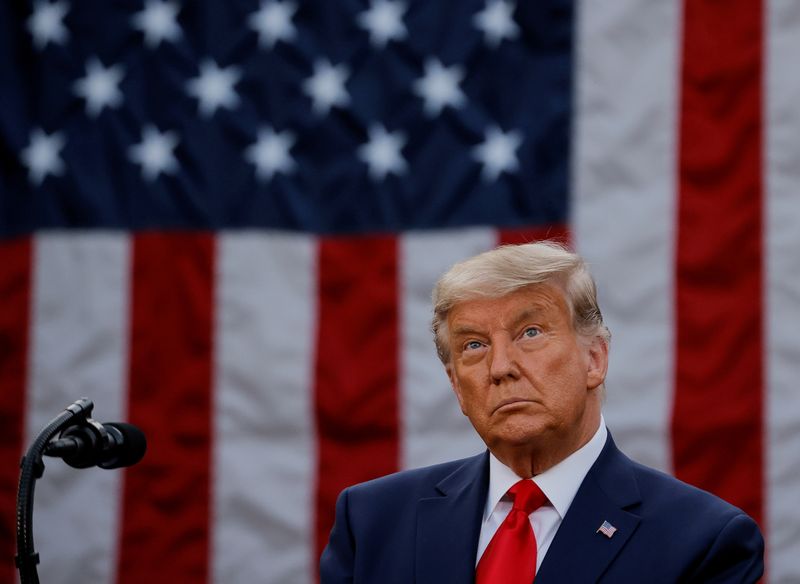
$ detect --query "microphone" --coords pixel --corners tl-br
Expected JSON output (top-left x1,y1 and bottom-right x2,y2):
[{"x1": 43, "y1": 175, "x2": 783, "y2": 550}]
[{"x1": 44, "y1": 420, "x2": 147, "y2": 470}]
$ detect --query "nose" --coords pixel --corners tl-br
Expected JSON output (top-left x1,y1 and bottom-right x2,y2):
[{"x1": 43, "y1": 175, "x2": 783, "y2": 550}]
[{"x1": 489, "y1": 336, "x2": 520, "y2": 383}]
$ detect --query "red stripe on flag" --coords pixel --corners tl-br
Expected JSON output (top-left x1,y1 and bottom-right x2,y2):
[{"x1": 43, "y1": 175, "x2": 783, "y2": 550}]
[
  {"x1": 498, "y1": 224, "x2": 570, "y2": 247},
  {"x1": 118, "y1": 233, "x2": 215, "y2": 582},
  {"x1": 0, "y1": 238, "x2": 32, "y2": 583},
  {"x1": 674, "y1": 0, "x2": 764, "y2": 525},
  {"x1": 314, "y1": 236, "x2": 399, "y2": 566}
]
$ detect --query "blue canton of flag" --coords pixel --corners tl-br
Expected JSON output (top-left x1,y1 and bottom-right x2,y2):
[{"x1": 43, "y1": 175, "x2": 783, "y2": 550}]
[{"x1": 0, "y1": 0, "x2": 572, "y2": 236}]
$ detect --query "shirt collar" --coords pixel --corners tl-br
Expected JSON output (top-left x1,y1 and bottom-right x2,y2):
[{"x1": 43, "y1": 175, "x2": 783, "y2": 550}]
[{"x1": 485, "y1": 416, "x2": 608, "y2": 520}]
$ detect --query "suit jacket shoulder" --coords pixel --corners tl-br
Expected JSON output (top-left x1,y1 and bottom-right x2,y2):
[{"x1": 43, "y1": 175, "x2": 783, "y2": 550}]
[
  {"x1": 320, "y1": 453, "x2": 489, "y2": 584},
  {"x1": 536, "y1": 434, "x2": 764, "y2": 583}
]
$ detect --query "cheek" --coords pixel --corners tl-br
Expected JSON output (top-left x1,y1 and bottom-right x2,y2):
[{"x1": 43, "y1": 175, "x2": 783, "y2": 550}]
[
  {"x1": 534, "y1": 351, "x2": 589, "y2": 398},
  {"x1": 534, "y1": 350, "x2": 576, "y2": 379},
  {"x1": 460, "y1": 381, "x2": 487, "y2": 412},
  {"x1": 452, "y1": 368, "x2": 486, "y2": 411}
]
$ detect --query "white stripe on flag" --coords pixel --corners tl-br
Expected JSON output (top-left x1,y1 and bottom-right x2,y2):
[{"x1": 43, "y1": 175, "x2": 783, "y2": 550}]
[
  {"x1": 25, "y1": 232, "x2": 130, "y2": 584},
  {"x1": 572, "y1": 0, "x2": 681, "y2": 472},
  {"x1": 766, "y1": 1, "x2": 800, "y2": 579},
  {"x1": 212, "y1": 232, "x2": 317, "y2": 584},
  {"x1": 400, "y1": 228, "x2": 493, "y2": 470}
]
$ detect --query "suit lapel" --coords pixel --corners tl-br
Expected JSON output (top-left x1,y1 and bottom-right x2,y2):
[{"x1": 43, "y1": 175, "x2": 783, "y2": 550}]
[
  {"x1": 416, "y1": 452, "x2": 489, "y2": 584},
  {"x1": 536, "y1": 434, "x2": 642, "y2": 583}
]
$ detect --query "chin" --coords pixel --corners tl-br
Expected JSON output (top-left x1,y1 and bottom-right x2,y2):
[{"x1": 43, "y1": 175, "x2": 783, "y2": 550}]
[{"x1": 489, "y1": 417, "x2": 552, "y2": 448}]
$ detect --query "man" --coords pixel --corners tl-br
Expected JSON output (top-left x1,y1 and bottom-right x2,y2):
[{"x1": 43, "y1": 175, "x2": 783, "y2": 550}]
[{"x1": 320, "y1": 242, "x2": 764, "y2": 583}]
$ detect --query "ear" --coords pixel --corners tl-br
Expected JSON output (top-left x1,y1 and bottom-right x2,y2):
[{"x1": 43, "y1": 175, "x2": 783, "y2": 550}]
[
  {"x1": 586, "y1": 338, "x2": 608, "y2": 390},
  {"x1": 446, "y1": 364, "x2": 468, "y2": 415}
]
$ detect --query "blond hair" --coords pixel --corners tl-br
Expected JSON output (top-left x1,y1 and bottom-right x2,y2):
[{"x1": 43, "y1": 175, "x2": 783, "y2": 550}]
[{"x1": 431, "y1": 241, "x2": 610, "y2": 363}]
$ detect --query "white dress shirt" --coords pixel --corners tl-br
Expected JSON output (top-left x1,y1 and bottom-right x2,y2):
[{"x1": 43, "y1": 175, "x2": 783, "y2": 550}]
[{"x1": 476, "y1": 417, "x2": 608, "y2": 571}]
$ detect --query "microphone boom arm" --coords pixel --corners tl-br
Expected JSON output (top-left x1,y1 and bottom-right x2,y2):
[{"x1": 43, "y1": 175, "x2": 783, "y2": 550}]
[{"x1": 15, "y1": 398, "x2": 96, "y2": 584}]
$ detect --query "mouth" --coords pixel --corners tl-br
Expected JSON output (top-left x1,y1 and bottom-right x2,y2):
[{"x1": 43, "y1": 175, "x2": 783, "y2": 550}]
[{"x1": 492, "y1": 397, "x2": 536, "y2": 414}]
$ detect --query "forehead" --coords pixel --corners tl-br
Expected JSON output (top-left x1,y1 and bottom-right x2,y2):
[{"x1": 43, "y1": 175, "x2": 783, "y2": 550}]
[{"x1": 447, "y1": 283, "x2": 570, "y2": 329}]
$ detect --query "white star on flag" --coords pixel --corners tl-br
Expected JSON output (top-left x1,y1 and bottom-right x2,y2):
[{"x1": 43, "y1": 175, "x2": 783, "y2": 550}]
[
  {"x1": 358, "y1": 124, "x2": 407, "y2": 181},
  {"x1": 248, "y1": 0, "x2": 297, "y2": 49},
  {"x1": 186, "y1": 60, "x2": 242, "y2": 117},
  {"x1": 132, "y1": 0, "x2": 182, "y2": 49},
  {"x1": 27, "y1": 0, "x2": 70, "y2": 50},
  {"x1": 20, "y1": 128, "x2": 66, "y2": 186},
  {"x1": 303, "y1": 60, "x2": 350, "y2": 115},
  {"x1": 245, "y1": 127, "x2": 296, "y2": 181},
  {"x1": 413, "y1": 58, "x2": 466, "y2": 117},
  {"x1": 73, "y1": 58, "x2": 125, "y2": 117},
  {"x1": 472, "y1": 125, "x2": 522, "y2": 181},
  {"x1": 473, "y1": 0, "x2": 520, "y2": 48},
  {"x1": 128, "y1": 125, "x2": 180, "y2": 181},
  {"x1": 357, "y1": 0, "x2": 407, "y2": 48}
]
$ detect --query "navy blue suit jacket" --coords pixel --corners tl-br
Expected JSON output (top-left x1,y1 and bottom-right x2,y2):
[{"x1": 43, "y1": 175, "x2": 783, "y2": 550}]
[{"x1": 320, "y1": 433, "x2": 763, "y2": 583}]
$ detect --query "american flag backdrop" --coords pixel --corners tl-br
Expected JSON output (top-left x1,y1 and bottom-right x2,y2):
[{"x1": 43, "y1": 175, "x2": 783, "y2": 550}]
[{"x1": 0, "y1": 0, "x2": 798, "y2": 582}]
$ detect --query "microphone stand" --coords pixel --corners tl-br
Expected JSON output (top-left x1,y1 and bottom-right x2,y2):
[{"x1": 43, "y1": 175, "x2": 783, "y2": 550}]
[{"x1": 15, "y1": 398, "x2": 96, "y2": 584}]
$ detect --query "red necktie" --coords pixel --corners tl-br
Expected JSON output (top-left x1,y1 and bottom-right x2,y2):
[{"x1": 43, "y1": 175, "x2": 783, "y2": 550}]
[{"x1": 476, "y1": 479, "x2": 548, "y2": 584}]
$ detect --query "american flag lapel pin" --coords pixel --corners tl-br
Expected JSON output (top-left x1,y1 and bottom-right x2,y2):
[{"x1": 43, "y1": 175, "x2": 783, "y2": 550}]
[{"x1": 597, "y1": 520, "x2": 617, "y2": 538}]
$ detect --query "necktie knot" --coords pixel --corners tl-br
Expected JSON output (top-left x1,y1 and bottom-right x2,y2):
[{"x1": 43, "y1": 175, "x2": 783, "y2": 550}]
[{"x1": 508, "y1": 479, "x2": 547, "y2": 514}]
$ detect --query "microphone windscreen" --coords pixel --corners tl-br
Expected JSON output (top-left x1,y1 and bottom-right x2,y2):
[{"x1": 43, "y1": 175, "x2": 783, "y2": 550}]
[{"x1": 104, "y1": 422, "x2": 147, "y2": 468}]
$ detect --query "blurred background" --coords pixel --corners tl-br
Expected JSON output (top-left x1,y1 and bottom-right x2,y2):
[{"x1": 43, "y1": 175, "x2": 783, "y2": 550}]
[{"x1": 1, "y1": 0, "x2": 797, "y2": 582}]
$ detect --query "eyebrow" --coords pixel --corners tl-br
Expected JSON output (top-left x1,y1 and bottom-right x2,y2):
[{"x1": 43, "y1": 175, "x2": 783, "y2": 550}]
[
  {"x1": 505, "y1": 309, "x2": 549, "y2": 333},
  {"x1": 450, "y1": 324, "x2": 485, "y2": 338},
  {"x1": 449, "y1": 307, "x2": 548, "y2": 338}
]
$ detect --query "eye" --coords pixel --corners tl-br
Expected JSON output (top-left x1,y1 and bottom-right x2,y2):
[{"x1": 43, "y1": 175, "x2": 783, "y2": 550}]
[
  {"x1": 522, "y1": 327, "x2": 540, "y2": 339},
  {"x1": 464, "y1": 340, "x2": 484, "y2": 351}
]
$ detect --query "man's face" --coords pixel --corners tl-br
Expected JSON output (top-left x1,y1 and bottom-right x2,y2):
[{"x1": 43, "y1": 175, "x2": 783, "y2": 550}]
[{"x1": 445, "y1": 283, "x2": 607, "y2": 458}]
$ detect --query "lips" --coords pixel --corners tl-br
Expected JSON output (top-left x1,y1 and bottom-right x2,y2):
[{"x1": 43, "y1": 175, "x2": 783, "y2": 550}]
[{"x1": 492, "y1": 397, "x2": 535, "y2": 414}]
